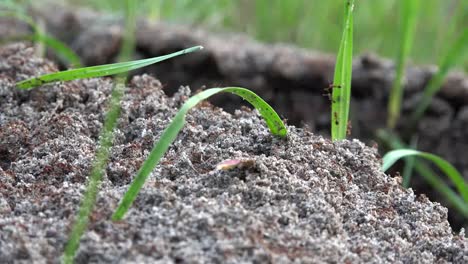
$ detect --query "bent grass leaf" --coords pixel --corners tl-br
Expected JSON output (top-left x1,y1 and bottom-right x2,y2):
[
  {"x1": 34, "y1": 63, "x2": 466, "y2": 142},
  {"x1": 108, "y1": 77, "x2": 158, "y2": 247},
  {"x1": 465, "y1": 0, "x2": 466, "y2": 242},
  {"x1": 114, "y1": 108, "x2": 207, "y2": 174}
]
[
  {"x1": 112, "y1": 87, "x2": 287, "y2": 220},
  {"x1": 16, "y1": 46, "x2": 204, "y2": 89},
  {"x1": 382, "y1": 149, "x2": 468, "y2": 203},
  {"x1": 331, "y1": 0, "x2": 354, "y2": 140}
]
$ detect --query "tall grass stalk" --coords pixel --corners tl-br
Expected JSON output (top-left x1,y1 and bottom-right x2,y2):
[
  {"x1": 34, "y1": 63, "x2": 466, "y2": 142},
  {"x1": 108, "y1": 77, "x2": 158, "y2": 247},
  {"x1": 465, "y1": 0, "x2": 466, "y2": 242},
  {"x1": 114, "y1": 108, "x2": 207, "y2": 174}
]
[
  {"x1": 387, "y1": 0, "x2": 420, "y2": 129},
  {"x1": 411, "y1": 29, "x2": 468, "y2": 123},
  {"x1": 112, "y1": 87, "x2": 287, "y2": 220},
  {"x1": 331, "y1": 0, "x2": 354, "y2": 140}
]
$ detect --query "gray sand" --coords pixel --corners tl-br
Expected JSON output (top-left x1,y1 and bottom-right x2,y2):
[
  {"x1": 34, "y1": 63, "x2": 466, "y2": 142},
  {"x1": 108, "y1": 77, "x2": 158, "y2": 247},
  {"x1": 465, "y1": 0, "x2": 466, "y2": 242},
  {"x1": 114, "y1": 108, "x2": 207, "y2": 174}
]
[{"x1": 0, "y1": 43, "x2": 467, "y2": 263}]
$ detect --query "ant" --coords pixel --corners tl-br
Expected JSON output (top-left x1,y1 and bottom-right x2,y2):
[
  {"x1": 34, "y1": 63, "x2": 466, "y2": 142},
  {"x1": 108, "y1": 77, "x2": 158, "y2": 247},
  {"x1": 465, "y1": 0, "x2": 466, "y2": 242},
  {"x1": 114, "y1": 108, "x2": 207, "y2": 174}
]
[
  {"x1": 325, "y1": 83, "x2": 342, "y2": 92},
  {"x1": 323, "y1": 84, "x2": 342, "y2": 103},
  {"x1": 346, "y1": 121, "x2": 352, "y2": 136}
]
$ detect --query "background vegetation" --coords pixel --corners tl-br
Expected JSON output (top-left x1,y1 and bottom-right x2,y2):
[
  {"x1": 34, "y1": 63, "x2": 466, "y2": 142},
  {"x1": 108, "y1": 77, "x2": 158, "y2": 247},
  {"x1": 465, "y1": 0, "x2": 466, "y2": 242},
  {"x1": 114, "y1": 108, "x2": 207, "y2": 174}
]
[{"x1": 62, "y1": 0, "x2": 468, "y2": 69}]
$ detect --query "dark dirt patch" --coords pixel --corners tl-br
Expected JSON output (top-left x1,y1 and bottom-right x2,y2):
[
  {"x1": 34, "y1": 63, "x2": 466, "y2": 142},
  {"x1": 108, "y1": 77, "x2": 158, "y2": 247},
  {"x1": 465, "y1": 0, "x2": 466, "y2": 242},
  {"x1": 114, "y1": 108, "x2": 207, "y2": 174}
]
[
  {"x1": 3, "y1": 5, "x2": 467, "y2": 229},
  {"x1": 1, "y1": 43, "x2": 467, "y2": 263}
]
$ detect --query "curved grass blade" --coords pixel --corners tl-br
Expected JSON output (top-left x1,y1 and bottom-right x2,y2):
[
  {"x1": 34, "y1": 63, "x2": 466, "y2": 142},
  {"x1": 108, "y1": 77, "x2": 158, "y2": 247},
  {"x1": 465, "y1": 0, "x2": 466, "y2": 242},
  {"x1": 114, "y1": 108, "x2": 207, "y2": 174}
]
[
  {"x1": 16, "y1": 45, "x2": 203, "y2": 89},
  {"x1": 0, "y1": 11, "x2": 82, "y2": 68},
  {"x1": 386, "y1": 0, "x2": 420, "y2": 129},
  {"x1": 331, "y1": 0, "x2": 354, "y2": 140},
  {"x1": 411, "y1": 29, "x2": 468, "y2": 122},
  {"x1": 377, "y1": 129, "x2": 468, "y2": 218},
  {"x1": 112, "y1": 87, "x2": 287, "y2": 220},
  {"x1": 382, "y1": 149, "x2": 468, "y2": 202}
]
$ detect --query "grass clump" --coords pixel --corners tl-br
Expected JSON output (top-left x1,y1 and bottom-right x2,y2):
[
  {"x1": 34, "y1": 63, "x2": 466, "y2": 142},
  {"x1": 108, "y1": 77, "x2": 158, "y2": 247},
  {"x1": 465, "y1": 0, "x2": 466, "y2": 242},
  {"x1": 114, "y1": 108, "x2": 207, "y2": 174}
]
[
  {"x1": 112, "y1": 87, "x2": 287, "y2": 220},
  {"x1": 14, "y1": 25, "x2": 286, "y2": 262},
  {"x1": 68, "y1": 0, "x2": 466, "y2": 68},
  {"x1": 13, "y1": 4, "x2": 204, "y2": 263},
  {"x1": 330, "y1": 0, "x2": 354, "y2": 140}
]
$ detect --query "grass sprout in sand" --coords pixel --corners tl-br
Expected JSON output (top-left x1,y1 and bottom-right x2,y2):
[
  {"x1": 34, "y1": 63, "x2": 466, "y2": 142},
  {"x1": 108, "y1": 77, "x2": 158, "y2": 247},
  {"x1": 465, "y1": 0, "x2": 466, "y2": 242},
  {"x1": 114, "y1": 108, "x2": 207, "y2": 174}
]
[
  {"x1": 14, "y1": 37, "x2": 203, "y2": 263},
  {"x1": 112, "y1": 87, "x2": 287, "y2": 220}
]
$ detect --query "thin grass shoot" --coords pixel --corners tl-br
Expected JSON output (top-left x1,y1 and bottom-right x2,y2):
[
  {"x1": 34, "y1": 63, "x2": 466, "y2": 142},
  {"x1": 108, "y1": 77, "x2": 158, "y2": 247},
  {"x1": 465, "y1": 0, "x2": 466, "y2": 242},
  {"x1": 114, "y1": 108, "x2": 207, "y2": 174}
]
[
  {"x1": 61, "y1": 0, "x2": 138, "y2": 262},
  {"x1": 16, "y1": 46, "x2": 203, "y2": 89}
]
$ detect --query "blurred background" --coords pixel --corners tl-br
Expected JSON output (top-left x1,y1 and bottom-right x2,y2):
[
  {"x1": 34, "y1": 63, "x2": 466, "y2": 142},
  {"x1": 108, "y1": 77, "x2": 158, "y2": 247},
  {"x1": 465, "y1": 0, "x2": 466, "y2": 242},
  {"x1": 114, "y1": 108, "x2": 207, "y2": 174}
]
[{"x1": 57, "y1": 0, "x2": 467, "y2": 70}]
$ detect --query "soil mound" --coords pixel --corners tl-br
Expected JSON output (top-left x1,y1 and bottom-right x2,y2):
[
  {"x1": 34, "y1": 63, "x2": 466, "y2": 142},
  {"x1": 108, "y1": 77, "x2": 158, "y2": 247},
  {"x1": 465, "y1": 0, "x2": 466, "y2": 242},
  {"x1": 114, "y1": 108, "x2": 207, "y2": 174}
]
[
  {"x1": 1, "y1": 43, "x2": 467, "y2": 263},
  {"x1": 2, "y1": 5, "x2": 468, "y2": 229}
]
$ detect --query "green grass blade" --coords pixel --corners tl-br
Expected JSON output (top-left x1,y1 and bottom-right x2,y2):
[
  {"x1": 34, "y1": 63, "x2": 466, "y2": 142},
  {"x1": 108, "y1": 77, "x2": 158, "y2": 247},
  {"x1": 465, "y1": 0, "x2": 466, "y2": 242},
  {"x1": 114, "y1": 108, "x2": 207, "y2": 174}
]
[
  {"x1": 0, "y1": 11, "x2": 82, "y2": 68},
  {"x1": 382, "y1": 150, "x2": 468, "y2": 203},
  {"x1": 331, "y1": 0, "x2": 354, "y2": 140},
  {"x1": 411, "y1": 28, "x2": 468, "y2": 122},
  {"x1": 387, "y1": 0, "x2": 420, "y2": 129},
  {"x1": 377, "y1": 129, "x2": 468, "y2": 218},
  {"x1": 15, "y1": 45, "x2": 203, "y2": 89},
  {"x1": 112, "y1": 87, "x2": 287, "y2": 220},
  {"x1": 62, "y1": 78, "x2": 127, "y2": 264},
  {"x1": 62, "y1": 1, "x2": 136, "y2": 263},
  {"x1": 402, "y1": 135, "x2": 418, "y2": 188}
]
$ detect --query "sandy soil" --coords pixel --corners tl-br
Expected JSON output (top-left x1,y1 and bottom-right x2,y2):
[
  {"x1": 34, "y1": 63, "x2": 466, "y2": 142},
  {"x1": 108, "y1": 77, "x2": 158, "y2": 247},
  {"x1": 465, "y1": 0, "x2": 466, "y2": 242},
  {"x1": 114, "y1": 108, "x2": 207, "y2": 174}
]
[
  {"x1": 0, "y1": 43, "x2": 467, "y2": 263},
  {"x1": 3, "y1": 5, "x2": 468, "y2": 229}
]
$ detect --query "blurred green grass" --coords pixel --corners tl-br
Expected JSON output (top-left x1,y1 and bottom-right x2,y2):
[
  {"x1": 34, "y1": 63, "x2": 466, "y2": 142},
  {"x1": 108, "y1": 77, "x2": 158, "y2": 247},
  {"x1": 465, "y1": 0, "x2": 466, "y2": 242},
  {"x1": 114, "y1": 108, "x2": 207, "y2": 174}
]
[{"x1": 63, "y1": 0, "x2": 467, "y2": 69}]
